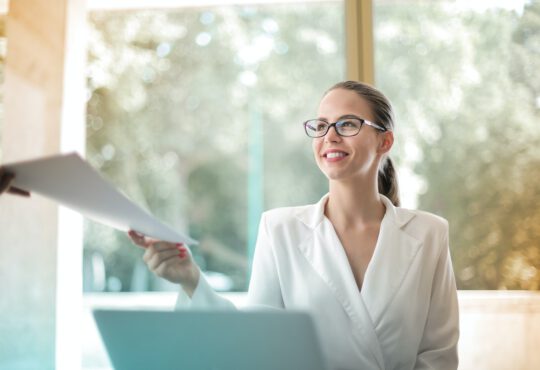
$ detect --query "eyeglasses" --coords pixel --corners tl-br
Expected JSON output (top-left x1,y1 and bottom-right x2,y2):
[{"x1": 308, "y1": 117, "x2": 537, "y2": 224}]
[{"x1": 303, "y1": 117, "x2": 388, "y2": 138}]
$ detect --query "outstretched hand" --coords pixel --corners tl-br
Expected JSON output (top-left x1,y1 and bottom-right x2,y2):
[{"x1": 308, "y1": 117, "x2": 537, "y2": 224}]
[
  {"x1": 128, "y1": 230, "x2": 200, "y2": 296},
  {"x1": 0, "y1": 169, "x2": 30, "y2": 197}
]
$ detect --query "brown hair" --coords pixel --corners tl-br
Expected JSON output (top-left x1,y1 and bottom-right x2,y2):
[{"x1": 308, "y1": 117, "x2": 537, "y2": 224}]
[{"x1": 325, "y1": 80, "x2": 400, "y2": 207}]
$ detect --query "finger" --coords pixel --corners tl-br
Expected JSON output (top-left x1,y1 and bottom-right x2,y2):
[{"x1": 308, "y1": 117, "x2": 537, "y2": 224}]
[
  {"x1": 128, "y1": 230, "x2": 145, "y2": 245},
  {"x1": 128, "y1": 230, "x2": 152, "y2": 248},
  {"x1": 142, "y1": 243, "x2": 181, "y2": 263},
  {"x1": 129, "y1": 230, "x2": 149, "y2": 240},
  {"x1": 0, "y1": 172, "x2": 14, "y2": 194},
  {"x1": 128, "y1": 234, "x2": 147, "y2": 248},
  {"x1": 151, "y1": 241, "x2": 184, "y2": 252},
  {"x1": 7, "y1": 186, "x2": 31, "y2": 197},
  {"x1": 147, "y1": 248, "x2": 183, "y2": 271}
]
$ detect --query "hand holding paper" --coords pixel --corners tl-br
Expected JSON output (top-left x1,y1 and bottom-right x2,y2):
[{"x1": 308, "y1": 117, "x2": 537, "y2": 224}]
[
  {"x1": 128, "y1": 230, "x2": 201, "y2": 296},
  {"x1": 2, "y1": 153, "x2": 197, "y2": 245}
]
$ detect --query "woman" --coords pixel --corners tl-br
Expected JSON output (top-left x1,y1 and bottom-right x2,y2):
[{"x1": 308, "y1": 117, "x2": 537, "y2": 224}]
[{"x1": 129, "y1": 81, "x2": 459, "y2": 370}]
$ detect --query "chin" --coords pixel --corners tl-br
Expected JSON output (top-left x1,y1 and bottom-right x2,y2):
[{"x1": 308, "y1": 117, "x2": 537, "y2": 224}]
[
  {"x1": 320, "y1": 163, "x2": 372, "y2": 183},
  {"x1": 316, "y1": 162, "x2": 343, "y2": 180},
  {"x1": 322, "y1": 169, "x2": 348, "y2": 181}
]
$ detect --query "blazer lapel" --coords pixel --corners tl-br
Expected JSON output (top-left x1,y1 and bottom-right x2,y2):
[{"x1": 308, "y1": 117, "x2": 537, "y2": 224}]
[
  {"x1": 294, "y1": 195, "x2": 357, "y2": 311},
  {"x1": 294, "y1": 194, "x2": 386, "y2": 369},
  {"x1": 361, "y1": 196, "x2": 423, "y2": 327}
]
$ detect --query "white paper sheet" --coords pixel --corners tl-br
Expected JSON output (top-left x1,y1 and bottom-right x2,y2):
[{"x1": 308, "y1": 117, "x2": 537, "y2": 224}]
[{"x1": 4, "y1": 152, "x2": 198, "y2": 245}]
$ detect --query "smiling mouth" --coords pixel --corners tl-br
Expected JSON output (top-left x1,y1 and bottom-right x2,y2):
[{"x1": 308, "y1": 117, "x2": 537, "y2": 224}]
[{"x1": 324, "y1": 152, "x2": 348, "y2": 159}]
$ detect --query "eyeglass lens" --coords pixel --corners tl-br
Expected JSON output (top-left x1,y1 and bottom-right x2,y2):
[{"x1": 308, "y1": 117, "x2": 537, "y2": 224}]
[{"x1": 305, "y1": 119, "x2": 362, "y2": 137}]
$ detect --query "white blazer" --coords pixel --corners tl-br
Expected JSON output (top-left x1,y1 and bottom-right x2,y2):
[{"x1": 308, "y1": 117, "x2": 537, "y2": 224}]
[{"x1": 176, "y1": 194, "x2": 459, "y2": 370}]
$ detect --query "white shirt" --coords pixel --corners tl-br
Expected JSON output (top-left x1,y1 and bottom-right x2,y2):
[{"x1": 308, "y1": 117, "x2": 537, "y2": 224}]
[{"x1": 176, "y1": 194, "x2": 459, "y2": 370}]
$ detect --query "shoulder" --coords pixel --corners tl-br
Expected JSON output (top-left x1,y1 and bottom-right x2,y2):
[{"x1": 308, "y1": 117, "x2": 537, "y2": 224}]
[
  {"x1": 257, "y1": 203, "x2": 320, "y2": 245},
  {"x1": 261, "y1": 204, "x2": 314, "y2": 228},
  {"x1": 397, "y1": 206, "x2": 449, "y2": 243},
  {"x1": 381, "y1": 195, "x2": 448, "y2": 237},
  {"x1": 408, "y1": 208, "x2": 448, "y2": 230}
]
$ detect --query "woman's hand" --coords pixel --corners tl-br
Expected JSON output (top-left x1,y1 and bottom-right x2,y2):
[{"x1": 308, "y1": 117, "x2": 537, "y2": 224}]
[
  {"x1": 0, "y1": 169, "x2": 31, "y2": 197},
  {"x1": 128, "y1": 230, "x2": 200, "y2": 297}
]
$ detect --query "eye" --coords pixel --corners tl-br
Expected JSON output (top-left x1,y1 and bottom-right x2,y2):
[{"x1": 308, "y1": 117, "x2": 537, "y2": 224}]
[
  {"x1": 338, "y1": 119, "x2": 359, "y2": 128},
  {"x1": 316, "y1": 122, "x2": 328, "y2": 131},
  {"x1": 305, "y1": 120, "x2": 325, "y2": 132},
  {"x1": 309, "y1": 120, "x2": 328, "y2": 131}
]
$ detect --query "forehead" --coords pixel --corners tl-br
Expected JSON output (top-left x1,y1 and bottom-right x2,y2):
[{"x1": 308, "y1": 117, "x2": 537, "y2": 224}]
[{"x1": 317, "y1": 88, "x2": 374, "y2": 121}]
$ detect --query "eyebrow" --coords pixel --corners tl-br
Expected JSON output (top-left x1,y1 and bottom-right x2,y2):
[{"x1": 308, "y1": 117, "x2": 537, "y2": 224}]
[{"x1": 316, "y1": 114, "x2": 362, "y2": 122}]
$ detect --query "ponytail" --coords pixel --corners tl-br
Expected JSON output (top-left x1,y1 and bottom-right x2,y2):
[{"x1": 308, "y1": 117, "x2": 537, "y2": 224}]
[{"x1": 378, "y1": 156, "x2": 400, "y2": 207}]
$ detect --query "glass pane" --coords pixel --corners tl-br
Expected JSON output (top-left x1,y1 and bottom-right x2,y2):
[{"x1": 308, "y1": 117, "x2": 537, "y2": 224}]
[
  {"x1": 84, "y1": 2, "x2": 344, "y2": 293},
  {"x1": 374, "y1": 0, "x2": 540, "y2": 290}
]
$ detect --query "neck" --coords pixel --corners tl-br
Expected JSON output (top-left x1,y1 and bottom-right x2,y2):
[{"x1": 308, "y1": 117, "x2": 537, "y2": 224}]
[{"x1": 325, "y1": 176, "x2": 385, "y2": 229}]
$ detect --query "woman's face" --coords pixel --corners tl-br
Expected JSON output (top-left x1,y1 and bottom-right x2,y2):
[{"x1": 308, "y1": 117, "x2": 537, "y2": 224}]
[{"x1": 312, "y1": 88, "x2": 390, "y2": 183}]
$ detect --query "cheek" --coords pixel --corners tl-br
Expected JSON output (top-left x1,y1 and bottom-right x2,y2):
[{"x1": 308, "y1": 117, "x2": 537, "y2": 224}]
[{"x1": 353, "y1": 135, "x2": 378, "y2": 156}]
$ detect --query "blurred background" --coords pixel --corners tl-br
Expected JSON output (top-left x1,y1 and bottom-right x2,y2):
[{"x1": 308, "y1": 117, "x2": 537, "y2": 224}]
[
  {"x1": 1, "y1": 0, "x2": 539, "y2": 369},
  {"x1": 82, "y1": 2, "x2": 344, "y2": 293},
  {"x1": 80, "y1": 0, "x2": 540, "y2": 294}
]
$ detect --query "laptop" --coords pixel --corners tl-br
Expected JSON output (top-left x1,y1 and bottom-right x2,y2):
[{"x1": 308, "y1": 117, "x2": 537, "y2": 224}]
[{"x1": 93, "y1": 309, "x2": 329, "y2": 370}]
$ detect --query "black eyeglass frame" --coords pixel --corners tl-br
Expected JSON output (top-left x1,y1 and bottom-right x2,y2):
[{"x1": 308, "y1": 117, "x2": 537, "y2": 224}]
[{"x1": 303, "y1": 117, "x2": 388, "y2": 138}]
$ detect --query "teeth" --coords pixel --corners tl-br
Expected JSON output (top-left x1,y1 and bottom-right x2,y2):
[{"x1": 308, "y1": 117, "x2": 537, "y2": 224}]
[{"x1": 327, "y1": 152, "x2": 346, "y2": 159}]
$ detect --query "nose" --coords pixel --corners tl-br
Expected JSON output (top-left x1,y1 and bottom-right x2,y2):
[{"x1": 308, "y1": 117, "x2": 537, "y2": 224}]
[{"x1": 324, "y1": 124, "x2": 341, "y2": 143}]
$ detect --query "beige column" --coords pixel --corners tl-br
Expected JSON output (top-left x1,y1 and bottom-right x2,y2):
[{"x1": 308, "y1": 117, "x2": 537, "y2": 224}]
[
  {"x1": 345, "y1": 0, "x2": 374, "y2": 84},
  {"x1": 0, "y1": 0, "x2": 86, "y2": 369}
]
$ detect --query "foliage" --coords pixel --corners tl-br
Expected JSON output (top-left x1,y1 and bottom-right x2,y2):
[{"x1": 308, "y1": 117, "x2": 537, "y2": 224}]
[
  {"x1": 85, "y1": 4, "x2": 343, "y2": 291},
  {"x1": 85, "y1": 1, "x2": 540, "y2": 292},
  {"x1": 376, "y1": 1, "x2": 540, "y2": 289}
]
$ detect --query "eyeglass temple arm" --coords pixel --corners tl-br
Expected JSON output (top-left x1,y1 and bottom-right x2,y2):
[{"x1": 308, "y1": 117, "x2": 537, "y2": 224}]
[{"x1": 363, "y1": 119, "x2": 388, "y2": 132}]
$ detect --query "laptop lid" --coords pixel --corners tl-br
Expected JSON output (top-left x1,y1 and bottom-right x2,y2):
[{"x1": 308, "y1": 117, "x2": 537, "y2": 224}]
[{"x1": 93, "y1": 309, "x2": 329, "y2": 370}]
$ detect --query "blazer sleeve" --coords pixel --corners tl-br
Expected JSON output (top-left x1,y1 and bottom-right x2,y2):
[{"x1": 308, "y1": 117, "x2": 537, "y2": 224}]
[
  {"x1": 414, "y1": 223, "x2": 460, "y2": 370},
  {"x1": 245, "y1": 212, "x2": 285, "y2": 309},
  {"x1": 175, "y1": 212, "x2": 284, "y2": 310},
  {"x1": 175, "y1": 272, "x2": 236, "y2": 310}
]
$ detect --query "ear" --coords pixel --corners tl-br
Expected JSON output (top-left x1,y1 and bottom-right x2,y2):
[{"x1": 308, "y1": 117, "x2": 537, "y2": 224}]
[{"x1": 378, "y1": 131, "x2": 394, "y2": 154}]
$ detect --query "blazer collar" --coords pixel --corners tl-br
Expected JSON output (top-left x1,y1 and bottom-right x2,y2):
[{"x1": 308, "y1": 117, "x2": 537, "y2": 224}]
[
  {"x1": 294, "y1": 192, "x2": 423, "y2": 367},
  {"x1": 295, "y1": 193, "x2": 416, "y2": 230}
]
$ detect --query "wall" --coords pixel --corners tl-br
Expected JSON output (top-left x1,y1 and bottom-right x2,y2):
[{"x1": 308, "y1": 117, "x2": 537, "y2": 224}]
[{"x1": 0, "y1": 0, "x2": 86, "y2": 369}]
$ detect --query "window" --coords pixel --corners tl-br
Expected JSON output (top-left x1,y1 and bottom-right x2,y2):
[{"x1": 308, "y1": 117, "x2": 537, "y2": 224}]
[
  {"x1": 374, "y1": 0, "x2": 540, "y2": 290},
  {"x1": 84, "y1": 2, "x2": 345, "y2": 295}
]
